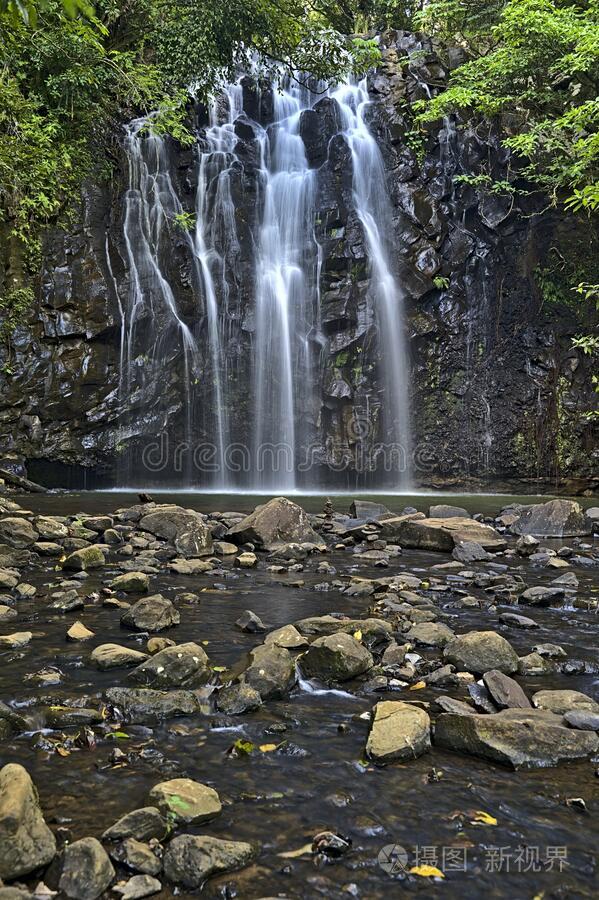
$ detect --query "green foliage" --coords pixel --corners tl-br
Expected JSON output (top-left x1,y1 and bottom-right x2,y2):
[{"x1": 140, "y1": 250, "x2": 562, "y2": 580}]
[
  {"x1": 432, "y1": 275, "x2": 449, "y2": 290},
  {"x1": 173, "y1": 210, "x2": 195, "y2": 231},
  {"x1": 414, "y1": 0, "x2": 599, "y2": 212}
]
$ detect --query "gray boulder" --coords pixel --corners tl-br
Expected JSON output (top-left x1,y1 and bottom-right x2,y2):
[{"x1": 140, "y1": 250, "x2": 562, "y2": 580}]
[
  {"x1": 0, "y1": 518, "x2": 38, "y2": 549},
  {"x1": 511, "y1": 499, "x2": 592, "y2": 537},
  {"x1": 57, "y1": 837, "x2": 114, "y2": 900},
  {"x1": 300, "y1": 632, "x2": 373, "y2": 683},
  {"x1": 103, "y1": 808, "x2": 167, "y2": 843},
  {"x1": 121, "y1": 595, "x2": 180, "y2": 632},
  {"x1": 242, "y1": 643, "x2": 296, "y2": 699},
  {"x1": 532, "y1": 689, "x2": 599, "y2": 716},
  {"x1": 366, "y1": 701, "x2": 431, "y2": 762},
  {"x1": 482, "y1": 670, "x2": 531, "y2": 709},
  {"x1": 434, "y1": 708, "x2": 599, "y2": 768},
  {"x1": 394, "y1": 518, "x2": 506, "y2": 552},
  {"x1": 138, "y1": 506, "x2": 212, "y2": 557},
  {"x1": 405, "y1": 622, "x2": 455, "y2": 648},
  {"x1": 429, "y1": 504, "x2": 470, "y2": 519},
  {"x1": 452, "y1": 541, "x2": 490, "y2": 563},
  {"x1": 163, "y1": 835, "x2": 256, "y2": 888},
  {"x1": 149, "y1": 778, "x2": 221, "y2": 825},
  {"x1": 443, "y1": 631, "x2": 519, "y2": 675},
  {"x1": 228, "y1": 497, "x2": 320, "y2": 549},
  {"x1": 0, "y1": 764, "x2": 56, "y2": 880},
  {"x1": 129, "y1": 642, "x2": 209, "y2": 687},
  {"x1": 62, "y1": 546, "x2": 105, "y2": 571},
  {"x1": 105, "y1": 687, "x2": 199, "y2": 724},
  {"x1": 91, "y1": 644, "x2": 148, "y2": 670},
  {"x1": 216, "y1": 683, "x2": 262, "y2": 715}
]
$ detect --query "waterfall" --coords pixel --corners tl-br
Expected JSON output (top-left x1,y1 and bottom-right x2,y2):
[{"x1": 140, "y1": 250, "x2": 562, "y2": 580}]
[
  {"x1": 115, "y1": 74, "x2": 412, "y2": 490},
  {"x1": 331, "y1": 80, "x2": 412, "y2": 486}
]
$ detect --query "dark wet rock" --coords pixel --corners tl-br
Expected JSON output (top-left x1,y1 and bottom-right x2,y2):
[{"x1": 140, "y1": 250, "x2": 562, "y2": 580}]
[
  {"x1": 532, "y1": 689, "x2": 599, "y2": 716},
  {"x1": 563, "y1": 710, "x2": 599, "y2": 731},
  {"x1": 129, "y1": 642, "x2": 209, "y2": 688},
  {"x1": 91, "y1": 644, "x2": 149, "y2": 670},
  {"x1": 48, "y1": 591, "x2": 84, "y2": 612},
  {"x1": 105, "y1": 687, "x2": 199, "y2": 724},
  {"x1": 381, "y1": 642, "x2": 408, "y2": 666},
  {"x1": 228, "y1": 497, "x2": 320, "y2": 549},
  {"x1": 45, "y1": 706, "x2": 103, "y2": 728},
  {"x1": 511, "y1": 500, "x2": 592, "y2": 538},
  {"x1": 242, "y1": 643, "x2": 296, "y2": 700},
  {"x1": 216, "y1": 683, "x2": 262, "y2": 715},
  {"x1": 0, "y1": 764, "x2": 56, "y2": 880},
  {"x1": 429, "y1": 504, "x2": 469, "y2": 519},
  {"x1": 444, "y1": 631, "x2": 519, "y2": 675},
  {"x1": 483, "y1": 670, "x2": 531, "y2": 710},
  {"x1": 452, "y1": 540, "x2": 490, "y2": 563},
  {"x1": 520, "y1": 585, "x2": 566, "y2": 606},
  {"x1": 366, "y1": 700, "x2": 431, "y2": 762},
  {"x1": 0, "y1": 518, "x2": 38, "y2": 549},
  {"x1": 148, "y1": 778, "x2": 221, "y2": 825},
  {"x1": 264, "y1": 624, "x2": 307, "y2": 649},
  {"x1": 235, "y1": 610, "x2": 267, "y2": 632},
  {"x1": 62, "y1": 546, "x2": 105, "y2": 571},
  {"x1": 294, "y1": 615, "x2": 392, "y2": 643},
  {"x1": 0, "y1": 701, "x2": 27, "y2": 737},
  {"x1": 435, "y1": 696, "x2": 477, "y2": 716},
  {"x1": 110, "y1": 573, "x2": 150, "y2": 593},
  {"x1": 146, "y1": 637, "x2": 176, "y2": 655},
  {"x1": 103, "y1": 808, "x2": 167, "y2": 843},
  {"x1": 121, "y1": 595, "x2": 180, "y2": 632},
  {"x1": 34, "y1": 516, "x2": 69, "y2": 540},
  {"x1": 108, "y1": 839, "x2": 161, "y2": 876},
  {"x1": 349, "y1": 500, "x2": 392, "y2": 520},
  {"x1": 394, "y1": 518, "x2": 506, "y2": 552},
  {"x1": 163, "y1": 834, "x2": 256, "y2": 888},
  {"x1": 533, "y1": 642, "x2": 567, "y2": 658},
  {"x1": 434, "y1": 708, "x2": 599, "y2": 768},
  {"x1": 468, "y1": 682, "x2": 499, "y2": 714},
  {"x1": 299, "y1": 97, "x2": 342, "y2": 166},
  {"x1": 424, "y1": 664, "x2": 456, "y2": 686},
  {"x1": 405, "y1": 622, "x2": 455, "y2": 647},
  {"x1": 138, "y1": 506, "x2": 212, "y2": 557},
  {"x1": 499, "y1": 612, "x2": 538, "y2": 629},
  {"x1": 517, "y1": 653, "x2": 554, "y2": 676},
  {"x1": 55, "y1": 837, "x2": 114, "y2": 900},
  {"x1": 300, "y1": 633, "x2": 373, "y2": 683},
  {"x1": 113, "y1": 875, "x2": 161, "y2": 900}
]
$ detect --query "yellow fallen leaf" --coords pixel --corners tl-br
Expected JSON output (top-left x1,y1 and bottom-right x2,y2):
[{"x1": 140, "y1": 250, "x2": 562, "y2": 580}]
[
  {"x1": 56, "y1": 746, "x2": 70, "y2": 757},
  {"x1": 472, "y1": 810, "x2": 497, "y2": 826},
  {"x1": 409, "y1": 681, "x2": 426, "y2": 691},
  {"x1": 278, "y1": 843, "x2": 313, "y2": 859},
  {"x1": 409, "y1": 865, "x2": 444, "y2": 879},
  {"x1": 353, "y1": 629, "x2": 362, "y2": 641},
  {"x1": 259, "y1": 743, "x2": 277, "y2": 752}
]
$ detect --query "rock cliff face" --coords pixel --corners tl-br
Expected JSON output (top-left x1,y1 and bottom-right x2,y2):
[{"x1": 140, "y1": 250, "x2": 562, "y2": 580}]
[{"x1": 0, "y1": 31, "x2": 596, "y2": 490}]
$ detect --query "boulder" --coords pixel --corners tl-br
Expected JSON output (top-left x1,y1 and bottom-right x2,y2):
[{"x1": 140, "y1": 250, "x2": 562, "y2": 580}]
[
  {"x1": 149, "y1": 778, "x2": 221, "y2": 825},
  {"x1": 138, "y1": 506, "x2": 212, "y2": 557},
  {"x1": 168, "y1": 558, "x2": 212, "y2": 575},
  {"x1": 294, "y1": 615, "x2": 392, "y2": 643},
  {"x1": 108, "y1": 839, "x2": 161, "y2": 876},
  {"x1": 482, "y1": 670, "x2": 531, "y2": 709},
  {"x1": 103, "y1": 808, "x2": 167, "y2": 843},
  {"x1": 235, "y1": 610, "x2": 267, "y2": 633},
  {"x1": 563, "y1": 710, "x2": 599, "y2": 731},
  {"x1": 428, "y1": 504, "x2": 470, "y2": 519},
  {"x1": 0, "y1": 764, "x2": 56, "y2": 880},
  {"x1": 105, "y1": 687, "x2": 199, "y2": 724},
  {"x1": 216, "y1": 683, "x2": 262, "y2": 715},
  {"x1": 0, "y1": 605, "x2": 17, "y2": 622},
  {"x1": 452, "y1": 541, "x2": 490, "y2": 563},
  {"x1": 121, "y1": 595, "x2": 180, "y2": 632},
  {"x1": 91, "y1": 644, "x2": 149, "y2": 670},
  {"x1": 394, "y1": 518, "x2": 506, "y2": 552},
  {"x1": 66, "y1": 621, "x2": 94, "y2": 641},
  {"x1": 62, "y1": 546, "x2": 105, "y2": 571},
  {"x1": 0, "y1": 518, "x2": 38, "y2": 549},
  {"x1": 511, "y1": 499, "x2": 592, "y2": 537},
  {"x1": 434, "y1": 708, "x2": 599, "y2": 769},
  {"x1": 113, "y1": 875, "x2": 161, "y2": 900},
  {"x1": 299, "y1": 633, "x2": 373, "y2": 683},
  {"x1": 376, "y1": 513, "x2": 426, "y2": 540},
  {"x1": 228, "y1": 497, "x2": 320, "y2": 549},
  {"x1": 517, "y1": 652, "x2": 554, "y2": 676},
  {"x1": 242, "y1": 643, "x2": 296, "y2": 699},
  {"x1": 519, "y1": 586, "x2": 564, "y2": 606},
  {"x1": 498, "y1": 612, "x2": 538, "y2": 629},
  {"x1": 57, "y1": 837, "x2": 114, "y2": 900},
  {"x1": 234, "y1": 551, "x2": 258, "y2": 568},
  {"x1": 443, "y1": 631, "x2": 519, "y2": 675},
  {"x1": 405, "y1": 622, "x2": 455, "y2": 648},
  {"x1": 348, "y1": 499, "x2": 392, "y2": 520},
  {"x1": 35, "y1": 517, "x2": 68, "y2": 540},
  {"x1": 366, "y1": 701, "x2": 431, "y2": 762},
  {"x1": 264, "y1": 624, "x2": 308, "y2": 649},
  {"x1": 163, "y1": 835, "x2": 256, "y2": 888},
  {"x1": 0, "y1": 632, "x2": 32, "y2": 649},
  {"x1": 110, "y1": 573, "x2": 150, "y2": 594},
  {"x1": 531, "y1": 689, "x2": 599, "y2": 716},
  {"x1": 129, "y1": 642, "x2": 209, "y2": 687},
  {"x1": 515, "y1": 534, "x2": 539, "y2": 556}
]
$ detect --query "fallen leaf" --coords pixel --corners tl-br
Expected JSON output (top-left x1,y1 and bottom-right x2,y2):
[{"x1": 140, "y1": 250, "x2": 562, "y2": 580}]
[
  {"x1": 409, "y1": 865, "x2": 445, "y2": 879},
  {"x1": 471, "y1": 810, "x2": 497, "y2": 826},
  {"x1": 353, "y1": 629, "x2": 362, "y2": 641},
  {"x1": 56, "y1": 745, "x2": 70, "y2": 757},
  {"x1": 278, "y1": 843, "x2": 313, "y2": 859},
  {"x1": 409, "y1": 681, "x2": 426, "y2": 691},
  {"x1": 259, "y1": 743, "x2": 277, "y2": 752}
]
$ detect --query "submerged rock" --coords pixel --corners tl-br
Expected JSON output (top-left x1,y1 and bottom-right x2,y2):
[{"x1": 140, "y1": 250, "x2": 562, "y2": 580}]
[
  {"x1": 242, "y1": 643, "x2": 296, "y2": 699},
  {"x1": 300, "y1": 633, "x2": 373, "y2": 683},
  {"x1": 0, "y1": 764, "x2": 56, "y2": 880},
  {"x1": 105, "y1": 687, "x2": 199, "y2": 724},
  {"x1": 366, "y1": 701, "x2": 431, "y2": 762},
  {"x1": 163, "y1": 835, "x2": 256, "y2": 888},
  {"x1": 228, "y1": 497, "x2": 320, "y2": 549},
  {"x1": 434, "y1": 708, "x2": 599, "y2": 768},
  {"x1": 443, "y1": 631, "x2": 519, "y2": 675}
]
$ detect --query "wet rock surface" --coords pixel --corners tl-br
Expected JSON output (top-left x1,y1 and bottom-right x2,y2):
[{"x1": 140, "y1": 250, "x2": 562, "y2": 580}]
[{"x1": 0, "y1": 491, "x2": 597, "y2": 897}]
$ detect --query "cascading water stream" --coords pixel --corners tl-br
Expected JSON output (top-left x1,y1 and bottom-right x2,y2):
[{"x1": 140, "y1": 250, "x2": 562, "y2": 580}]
[
  {"x1": 115, "y1": 73, "x2": 412, "y2": 490},
  {"x1": 331, "y1": 80, "x2": 412, "y2": 485}
]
